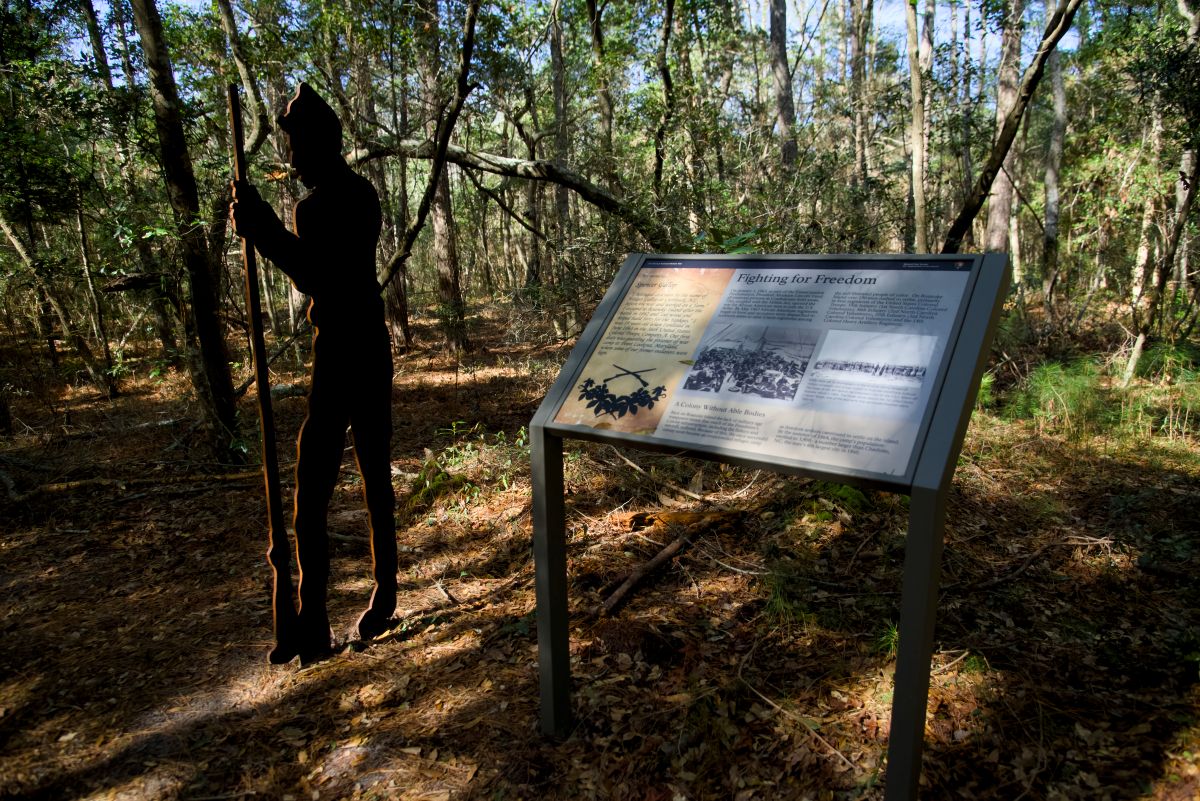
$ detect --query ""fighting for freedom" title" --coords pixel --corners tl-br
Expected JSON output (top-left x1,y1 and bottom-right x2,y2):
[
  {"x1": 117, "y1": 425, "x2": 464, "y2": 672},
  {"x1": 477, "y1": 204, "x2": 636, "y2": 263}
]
[{"x1": 735, "y1": 272, "x2": 878, "y2": 286}]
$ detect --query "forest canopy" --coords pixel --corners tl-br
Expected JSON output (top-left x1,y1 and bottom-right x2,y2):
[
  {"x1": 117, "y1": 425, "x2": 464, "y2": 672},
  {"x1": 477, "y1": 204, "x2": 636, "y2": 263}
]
[{"x1": 0, "y1": 0, "x2": 1197, "y2": 447}]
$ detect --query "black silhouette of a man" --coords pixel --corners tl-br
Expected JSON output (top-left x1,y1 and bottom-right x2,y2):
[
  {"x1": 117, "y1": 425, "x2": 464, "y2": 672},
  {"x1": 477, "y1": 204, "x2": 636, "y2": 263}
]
[{"x1": 231, "y1": 83, "x2": 396, "y2": 664}]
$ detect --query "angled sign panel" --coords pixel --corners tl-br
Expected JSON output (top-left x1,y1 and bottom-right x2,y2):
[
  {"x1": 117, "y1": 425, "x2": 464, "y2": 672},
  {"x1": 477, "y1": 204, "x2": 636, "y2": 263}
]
[{"x1": 542, "y1": 254, "x2": 981, "y2": 489}]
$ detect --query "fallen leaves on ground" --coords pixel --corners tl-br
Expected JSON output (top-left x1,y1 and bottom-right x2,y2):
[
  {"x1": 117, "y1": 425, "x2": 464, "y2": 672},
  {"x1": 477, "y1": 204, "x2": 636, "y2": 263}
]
[{"x1": 1, "y1": 312, "x2": 1198, "y2": 800}]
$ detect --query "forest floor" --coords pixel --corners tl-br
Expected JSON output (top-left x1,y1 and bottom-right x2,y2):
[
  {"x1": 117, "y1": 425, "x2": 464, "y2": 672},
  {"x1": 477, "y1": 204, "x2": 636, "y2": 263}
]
[{"x1": 1, "y1": 307, "x2": 1199, "y2": 801}]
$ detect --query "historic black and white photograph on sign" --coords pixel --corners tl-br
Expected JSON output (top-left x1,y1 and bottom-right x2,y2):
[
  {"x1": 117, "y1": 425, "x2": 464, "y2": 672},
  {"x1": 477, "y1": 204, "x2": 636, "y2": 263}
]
[
  {"x1": 682, "y1": 324, "x2": 819, "y2": 401},
  {"x1": 810, "y1": 331, "x2": 937, "y2": 386}
]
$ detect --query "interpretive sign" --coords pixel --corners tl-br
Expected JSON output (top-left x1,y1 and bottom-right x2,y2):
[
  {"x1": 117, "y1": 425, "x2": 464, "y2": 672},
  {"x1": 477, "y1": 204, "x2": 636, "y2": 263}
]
[
  {"x1": 545, "y1": 255, "x2": 978, "y2": 486},
  {"x1": 530, "y1": 253, "x2": 1010, "y2": 801}
]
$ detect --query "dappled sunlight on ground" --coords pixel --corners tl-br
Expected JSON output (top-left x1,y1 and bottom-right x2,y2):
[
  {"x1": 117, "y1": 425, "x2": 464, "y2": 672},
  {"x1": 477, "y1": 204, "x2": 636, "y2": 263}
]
[{"x1": 2, "y1": 313, "x2": 1199, "y2": 799}]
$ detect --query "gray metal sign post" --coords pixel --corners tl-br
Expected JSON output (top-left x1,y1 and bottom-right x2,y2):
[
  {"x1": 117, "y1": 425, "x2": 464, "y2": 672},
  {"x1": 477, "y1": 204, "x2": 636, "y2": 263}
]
[{"x1": 530, "y1": 253, "x2": 1009, "y2": 800}]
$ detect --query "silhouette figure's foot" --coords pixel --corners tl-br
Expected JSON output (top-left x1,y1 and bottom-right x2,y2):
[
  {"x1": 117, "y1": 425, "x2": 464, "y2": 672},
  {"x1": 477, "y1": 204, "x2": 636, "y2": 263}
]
[
  {"x1": 356, "y1": 607, "x2": 396, "y2": 641},
  {"x1": 268, "y1": 637, "x2": 301, "y2": 665},
  {"x1": 297, "y1": 628, "x2": 339, "y2": 667},
  {"x1": 298, "y1": 642, "x2": 336, "y2": 667}
]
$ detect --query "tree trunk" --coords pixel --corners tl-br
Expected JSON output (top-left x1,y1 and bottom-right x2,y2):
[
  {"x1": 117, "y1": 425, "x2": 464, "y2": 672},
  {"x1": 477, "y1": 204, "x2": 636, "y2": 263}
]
[
  {"x1": 550, "y1": 0, "x2": 577, "y2": 332},
  {"x1": 417, "y1": 0, "x2": 469, "y2": 351},
  {"x1": 215, "y1": 0, "x2": 268, "y2": 154},
  {"x1": 961, "y1": 0, "x2": 977, "y2": 242},
  {"x1": 920, "y1": 0, "x2": 935, "y2": 237},
  {"x1": 386, "y1": 13, "x2": 412, "y2": 351},
  {"x1": 850, "y1": 0, "x2": 874, "y2": 192},
  {"x1": 1041, "y1": 0, "x2": 1067, "y2": 311},
  {"x1": 770, "y1": 0, "x2": 797, "y2": 170},
  {"x1": 951, "y1": 0, "x2": 976, "y2": 249},
  {"x1": 906, "y1": 0, "x2": 928, "y2": 252},
  {"x1": 517, "y1": 89, "x2": 543, "y2": 294},
  {"x1": 585, "y1": 0, "x2": 616, "y2": 191},
  {"x1": 942, "y1": 0, "x2": 1085, "y2": 253},
  {"x1": 984, "y1": 0, "x2": 1025, "y2": 254},
  {"x1": 75, "y1": 206, "x2": 117, "y2": 394},
  {"x1": 675, "y1": 9, "x2": 707, "y2": 233},
  {"x1": 654, "y1": 0, "x2": 676, "y2": 206},
  {"x1": 130, "y1": 0, "x2": 238, "y2": 450}
]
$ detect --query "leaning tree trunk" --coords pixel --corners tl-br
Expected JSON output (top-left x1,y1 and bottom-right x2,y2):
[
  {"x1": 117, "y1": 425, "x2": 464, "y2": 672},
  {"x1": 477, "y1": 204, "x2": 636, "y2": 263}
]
[
  {"x1": 130, "y1": 0, "x2": 238, "y2": 452},
  {"x1": 942, "y1": 0, "x2": 1085, "y2": 254}
]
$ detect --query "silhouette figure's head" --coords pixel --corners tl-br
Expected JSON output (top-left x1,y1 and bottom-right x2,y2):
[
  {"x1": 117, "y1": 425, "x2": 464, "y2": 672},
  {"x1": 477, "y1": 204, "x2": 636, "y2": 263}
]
[{"x1": 277, "y1": 83, "x2": 343, "y2": 188}]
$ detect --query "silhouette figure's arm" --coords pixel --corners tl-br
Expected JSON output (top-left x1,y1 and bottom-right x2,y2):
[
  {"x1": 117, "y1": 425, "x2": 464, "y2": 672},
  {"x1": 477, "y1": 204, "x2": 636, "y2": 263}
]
[
  {"x1": 249, "y1": 199, "x2": 320, "y2": 295},
  {"x1": 230, "y1": 180, "x2": 316, "y2": 293},
  {"x1": 235, "y1": 174, "x2": 382, "y2": 301}
]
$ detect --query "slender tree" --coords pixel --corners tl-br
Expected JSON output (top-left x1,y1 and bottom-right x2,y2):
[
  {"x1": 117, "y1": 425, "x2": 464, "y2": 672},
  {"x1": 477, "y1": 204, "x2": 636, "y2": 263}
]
[
  {"x1": 984, "y1": 0, "x2": 1026, "y2": 255},
  {"x1": 1041, "y1": 0, "x2": 1067, "y2": 309},
  {"x1": 129, "y1": 0, "x2": 238, "y2": 450},
  {"x1": 906, "y1": 0, "x2": 929, "y2": 252},
  {"x1": 770, "y1": 0, "x2": 797, "y2": 170}
]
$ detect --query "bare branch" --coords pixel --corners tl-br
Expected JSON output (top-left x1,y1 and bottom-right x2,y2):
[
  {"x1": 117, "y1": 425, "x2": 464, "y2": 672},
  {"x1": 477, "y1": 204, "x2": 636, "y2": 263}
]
[
  {"x1": 941, "y1": 0, "x2": 1085, "y2": 253},
  {"x1": 352, "y1": 139, "x2": 677, "y2": 250}
]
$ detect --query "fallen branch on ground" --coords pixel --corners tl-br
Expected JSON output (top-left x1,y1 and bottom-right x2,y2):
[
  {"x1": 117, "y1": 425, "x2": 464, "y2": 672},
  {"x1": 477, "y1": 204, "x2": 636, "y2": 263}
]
[
  {"x1": 3, "y1": 471, "x2": 259, "y2": 504},
  {"x1": 597, "y1": 510, "x2": 743, "y2": 616}
]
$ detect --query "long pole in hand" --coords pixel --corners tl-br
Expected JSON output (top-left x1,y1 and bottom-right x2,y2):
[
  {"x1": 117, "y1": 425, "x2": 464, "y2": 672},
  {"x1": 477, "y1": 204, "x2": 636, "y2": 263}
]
[{"x1": 227, "y1": 84, "x2": 299, "y2": 662}]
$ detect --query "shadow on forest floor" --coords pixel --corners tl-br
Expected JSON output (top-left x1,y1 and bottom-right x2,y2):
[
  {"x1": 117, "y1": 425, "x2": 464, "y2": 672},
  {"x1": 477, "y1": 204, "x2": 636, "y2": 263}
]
[{"x1": 1, "y1": 319, "x2": 1198, "y2": 800}]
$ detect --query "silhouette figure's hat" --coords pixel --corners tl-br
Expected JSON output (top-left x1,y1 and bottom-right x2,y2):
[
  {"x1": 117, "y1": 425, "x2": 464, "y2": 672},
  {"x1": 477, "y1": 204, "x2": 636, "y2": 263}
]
[{"x1": 277, "y1": 82, "x2": 342, "y2": 152}]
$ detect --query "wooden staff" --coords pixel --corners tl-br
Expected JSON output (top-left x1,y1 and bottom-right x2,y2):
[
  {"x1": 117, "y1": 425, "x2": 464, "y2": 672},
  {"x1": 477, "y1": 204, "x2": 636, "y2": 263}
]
[{"x1": 228, "y1": 84, "x2": 298, "y2": 661}]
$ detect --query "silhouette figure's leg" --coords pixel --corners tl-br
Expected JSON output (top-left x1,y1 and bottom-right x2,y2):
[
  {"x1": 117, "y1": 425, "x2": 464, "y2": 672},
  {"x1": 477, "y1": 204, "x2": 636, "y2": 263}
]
[
  {"x1": 350, "y1": 332, "x2": 397, "y2": 641},
  {"x1": 293, "y1": 358, "x2": 349, "y2": 660}
]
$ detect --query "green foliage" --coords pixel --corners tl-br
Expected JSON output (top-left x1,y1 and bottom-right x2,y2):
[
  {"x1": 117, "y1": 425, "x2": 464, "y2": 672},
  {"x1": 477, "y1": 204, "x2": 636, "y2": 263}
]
[
  {"x1": 1002, "y1": 359, "x2": 1114, "y2": 439},
  {"x1": 401, "y1": 454, "x2": 470, "y2": 523},
  {"x1": 1000, "y1": 351, "x2": 1199, "y2": 443},
  {"x1": 762, "y1": 562, "x2": 814, "y2": 630},
  {"x1": 0, "y1": 47, "x2": 96, "y2": 225},
  {"x1": 814, "y1": 481, "x2": 869, "y2": 514},
  {"x1": 874, "y1": 621, "x2": 900, "y2": 660},
  {"x1": 435, "y1": 421, "x2": 530, "y2": 493},
  {"x1": 1137, "y1": 342, "x2": 1200, "y2": 383},
  {"x1": 976, "y1": 370, "x2": 996, "y2": 411},
  {"x1": 694, "y1": 227, "x2": 763, "y2": 254},
  {"x1": 1124, "y1": 13, "x2": 1200, "y2": 144}
]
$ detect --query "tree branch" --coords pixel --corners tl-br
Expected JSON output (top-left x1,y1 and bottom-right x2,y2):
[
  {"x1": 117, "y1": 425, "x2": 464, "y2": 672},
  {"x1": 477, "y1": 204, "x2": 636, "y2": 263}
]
[
  {"x1": 379, "y1": 0, "x2": 480, "y2": 292},
  {"x1": 352, "y1": 139, "x2": 677, "y2": 250},
  {"x1": 941, "y1": 0, "x2": 1085, "y2": 253},
  {"x1": 462, "y1": 168, "x2": 547, "y2": 241},
  {"x1": 215, "y1": 0, "x2": 269, "y2": 155}
]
